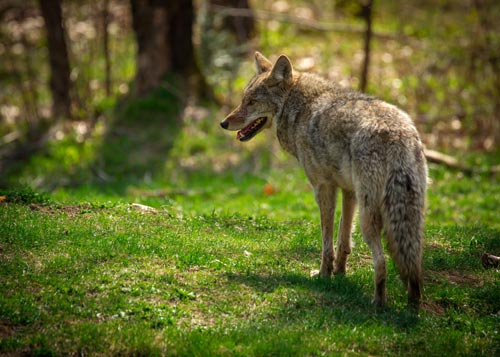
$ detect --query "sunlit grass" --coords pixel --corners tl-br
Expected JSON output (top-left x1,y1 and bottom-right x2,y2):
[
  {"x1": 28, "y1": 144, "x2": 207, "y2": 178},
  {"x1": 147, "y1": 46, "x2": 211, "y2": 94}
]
[{"x1": 1, "y1": 152, "x2": 500, "y2": 355}]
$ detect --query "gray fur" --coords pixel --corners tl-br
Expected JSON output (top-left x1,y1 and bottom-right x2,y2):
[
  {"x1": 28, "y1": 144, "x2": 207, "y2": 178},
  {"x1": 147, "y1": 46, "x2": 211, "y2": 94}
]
[{"x1": 221, "y1": 53, "x2": 427, "y2": 308}]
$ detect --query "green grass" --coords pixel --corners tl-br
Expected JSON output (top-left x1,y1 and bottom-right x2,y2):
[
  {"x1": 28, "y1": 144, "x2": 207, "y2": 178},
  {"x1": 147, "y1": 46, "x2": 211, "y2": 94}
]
[{"x1": 1, "y1": 158, "x2": 500, "y2": 355}]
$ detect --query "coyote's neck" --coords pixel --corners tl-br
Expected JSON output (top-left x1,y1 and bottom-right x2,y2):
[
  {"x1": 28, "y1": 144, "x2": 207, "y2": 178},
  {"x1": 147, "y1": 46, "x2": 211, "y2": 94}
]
[{"x1": 275, "y1": 73, "x2": 329, "y2": 157}]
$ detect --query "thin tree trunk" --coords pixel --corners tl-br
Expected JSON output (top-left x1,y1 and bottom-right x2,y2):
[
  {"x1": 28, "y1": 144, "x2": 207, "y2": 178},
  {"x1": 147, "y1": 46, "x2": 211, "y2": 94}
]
[
  {"x1": 39, "y1": 0, "x2": 71, "y2": 118},
  {"x1": 102, "y1": 0, "x2": 111, "y2": 96},
  {"x1": 359, "y1": 0, "x2": 373, "y2": 93},
  {"x1": 22, "y1": 34, "x2": 40, "y2": 124},
  {"x1": 169, "y1": 0, "x2": 212, "y2": 100},
  {"x1": 169, "y1": 0, "x2": 194, "y2": 74}
]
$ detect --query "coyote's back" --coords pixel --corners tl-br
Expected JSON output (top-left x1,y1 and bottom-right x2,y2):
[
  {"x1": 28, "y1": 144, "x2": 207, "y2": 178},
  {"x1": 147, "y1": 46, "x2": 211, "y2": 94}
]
[{"x1": 220, "y1": 52, "x2": 427, "y2": 308}]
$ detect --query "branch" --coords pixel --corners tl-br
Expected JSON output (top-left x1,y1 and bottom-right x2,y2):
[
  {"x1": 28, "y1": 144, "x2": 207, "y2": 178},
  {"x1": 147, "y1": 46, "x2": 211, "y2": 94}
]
[{"x1": 208, "y1": 4, "x2": 402, "y2": 40}]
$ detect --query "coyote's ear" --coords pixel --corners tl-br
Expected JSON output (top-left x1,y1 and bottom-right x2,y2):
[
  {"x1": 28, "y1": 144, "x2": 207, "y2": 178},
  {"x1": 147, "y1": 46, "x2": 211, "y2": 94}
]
[
  {"x1": 269, "y1": 55, "x2": 293, "y2": 83},
  {"x1": 255, "y1": 51, "x2": 272, "y2": 74}
]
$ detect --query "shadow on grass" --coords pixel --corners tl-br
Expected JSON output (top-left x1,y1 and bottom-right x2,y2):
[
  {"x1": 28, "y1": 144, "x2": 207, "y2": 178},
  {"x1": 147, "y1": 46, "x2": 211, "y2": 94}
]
[
  {"x1": 424, "y1": 224, "x2": 500, "y2": 273},
  {"x1": 0, "y1": 76, "x2": 187, "y2": 196},
  {"x1": 92, "y1": 77, "x2": 185, "y2": 194},
  {"x1": 225, "y1": 271, "x2": 420, "y2": 330}
]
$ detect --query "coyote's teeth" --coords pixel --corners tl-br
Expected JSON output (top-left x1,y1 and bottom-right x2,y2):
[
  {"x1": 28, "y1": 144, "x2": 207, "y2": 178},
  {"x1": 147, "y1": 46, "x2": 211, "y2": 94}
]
[
  {"x1": 236, "y1": 117, "x2": 267, "y2": 141},
  {"x1": 251, "y1": 118, "x2": 262, "y2": 129}
]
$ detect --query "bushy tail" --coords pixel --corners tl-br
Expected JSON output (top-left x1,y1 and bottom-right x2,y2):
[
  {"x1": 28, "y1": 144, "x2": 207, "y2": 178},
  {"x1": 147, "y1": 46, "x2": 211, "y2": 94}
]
[{"x1": 383, "y1": 164, "x2": 426, "y2": 307}]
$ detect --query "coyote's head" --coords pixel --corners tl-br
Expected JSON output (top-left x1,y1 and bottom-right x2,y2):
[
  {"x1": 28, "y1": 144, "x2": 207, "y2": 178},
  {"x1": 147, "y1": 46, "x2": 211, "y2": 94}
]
[{"x1": 220, "y1": 52, "x2": 294, "y2": 141}]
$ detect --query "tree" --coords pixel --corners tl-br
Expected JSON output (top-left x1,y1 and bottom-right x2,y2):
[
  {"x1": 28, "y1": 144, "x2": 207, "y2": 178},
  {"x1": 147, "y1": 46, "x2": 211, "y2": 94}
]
[
  {"x1": 359, "y1": 0, "x2": 373, "y2": 93},
  {"x1": 209, "y1": 0, "x2": 255, "y2": 43},
  {"x1": 130, "y1": 0, "x2": 204, "y2": 97},
  {"x1": 101, "y1": 0, "x2": 111, "y2": 96},
  {"x1": 39, "y1": 0, "x2": 71, "y2": 118}
]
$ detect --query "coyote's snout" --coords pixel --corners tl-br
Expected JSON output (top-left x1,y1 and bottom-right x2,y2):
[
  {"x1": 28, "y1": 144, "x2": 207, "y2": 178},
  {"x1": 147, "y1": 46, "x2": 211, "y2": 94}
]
[
  {"x1": 221, "y1": 52, "x2": 427, "y2": 309},
  {"x1": 220, "y1": 105, "x2": 270, "y2": 142}
]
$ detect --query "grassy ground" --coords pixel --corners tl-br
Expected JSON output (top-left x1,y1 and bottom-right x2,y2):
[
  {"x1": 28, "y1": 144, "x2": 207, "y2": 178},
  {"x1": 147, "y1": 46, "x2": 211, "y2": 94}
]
[{"x1": 1, "y1": 128, "x2": 500, "y2": 355}]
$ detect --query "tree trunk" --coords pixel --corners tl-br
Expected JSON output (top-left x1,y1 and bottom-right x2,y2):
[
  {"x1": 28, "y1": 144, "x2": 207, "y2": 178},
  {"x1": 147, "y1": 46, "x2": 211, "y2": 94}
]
[
  {"x1": 102, "y1": 0, "x2": 111, "y2": 96},
  {"x1": 39, "y1": 0, "x2": 71, "y2": 118},
  {"x1": 130, "y1": 0, "x2": 170, "y2": 96},
  {"x1": 359, "y1": 0, "x2": 373, "y2": 93},
  {"x1": 169, "y1": 0, "x2": 195, "y2": 74},
  {"x1": 130, "y1": 0, "x2": 208, "y2": 98}
]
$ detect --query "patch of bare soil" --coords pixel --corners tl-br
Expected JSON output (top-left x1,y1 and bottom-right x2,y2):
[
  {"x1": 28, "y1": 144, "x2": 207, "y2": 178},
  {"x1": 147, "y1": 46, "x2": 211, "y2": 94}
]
[
  {"x1": 442, "y1": 270, "x2": 484, "y2": 287},
  {"x1": 421, "y1": 300, "x2": 447, "y2": 316},
  {"x1": 426, "y1": 270, "x2": 484, "y2": 288},
  {"x1": 28, "y1": 203, "x2": 99, "y2": 216},
  {"x1": 0, "y1": 320, "x2": 16, "y2": 339}
]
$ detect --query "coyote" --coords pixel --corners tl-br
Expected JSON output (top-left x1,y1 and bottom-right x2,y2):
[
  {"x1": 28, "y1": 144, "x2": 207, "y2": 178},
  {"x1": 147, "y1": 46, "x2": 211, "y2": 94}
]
[{"x1": 220, "y1": 52, "x2": 427, "y2": 308}]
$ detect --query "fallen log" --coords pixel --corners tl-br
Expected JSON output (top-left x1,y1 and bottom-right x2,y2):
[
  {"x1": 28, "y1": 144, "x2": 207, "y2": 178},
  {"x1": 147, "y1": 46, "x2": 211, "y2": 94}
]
[
  {"x1": 424, "y1": 148, "x2": 500, "y2": 176},
  {"x1": 424, "y1": 149, "x2": 473, "y2": 175}
]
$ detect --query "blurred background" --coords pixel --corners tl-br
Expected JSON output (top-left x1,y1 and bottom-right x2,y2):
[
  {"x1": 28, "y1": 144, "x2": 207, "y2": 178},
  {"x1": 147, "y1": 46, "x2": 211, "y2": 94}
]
[{"x1": 0, "y1": 0, "x2": 499, "y2": 202}]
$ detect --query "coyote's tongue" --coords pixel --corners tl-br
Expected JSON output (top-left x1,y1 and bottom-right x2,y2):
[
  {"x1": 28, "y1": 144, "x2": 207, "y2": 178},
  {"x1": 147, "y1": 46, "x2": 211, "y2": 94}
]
[{"x1": 236, "y1": 117, "x2": 267, "y2": 142}]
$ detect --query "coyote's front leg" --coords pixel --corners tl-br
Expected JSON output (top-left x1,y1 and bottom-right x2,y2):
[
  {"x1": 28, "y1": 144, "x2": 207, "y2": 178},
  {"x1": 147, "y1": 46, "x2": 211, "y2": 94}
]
[{"x1": 311, "y1": 183, "x2": 338, "y2": 278}]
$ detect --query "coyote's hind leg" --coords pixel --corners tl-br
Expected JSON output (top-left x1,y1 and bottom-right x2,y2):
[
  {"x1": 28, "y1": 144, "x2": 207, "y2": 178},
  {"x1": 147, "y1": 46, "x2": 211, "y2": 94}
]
[
  {"x1": 359, "y1": 205, "x2": 386, "y2": 306},
  {"x1": 334, "y1": 190, "x2": 356, "y2": 274}
]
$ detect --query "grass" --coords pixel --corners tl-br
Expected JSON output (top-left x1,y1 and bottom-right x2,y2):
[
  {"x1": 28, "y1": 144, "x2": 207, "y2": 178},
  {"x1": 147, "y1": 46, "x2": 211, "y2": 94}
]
[{"x1": 1, "y1": 155, "x2": 500, "y2": 355}]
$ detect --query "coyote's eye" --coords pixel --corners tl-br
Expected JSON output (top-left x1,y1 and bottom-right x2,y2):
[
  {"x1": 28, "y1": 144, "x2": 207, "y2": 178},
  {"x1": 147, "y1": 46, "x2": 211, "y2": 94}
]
[{"x1": 247, "y1": 99, "x2": 257, "y2": 106}]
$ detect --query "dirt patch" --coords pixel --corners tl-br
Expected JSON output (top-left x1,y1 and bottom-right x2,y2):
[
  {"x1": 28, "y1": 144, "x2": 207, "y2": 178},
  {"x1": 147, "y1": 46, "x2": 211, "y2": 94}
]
[
  {"x1": 28, "y1": 203, "x2": 58, "y2": 214},
  {"x1": 0, "y1": 320, "x2": 16, "y2": 339},
  {"x1": 421, "y1": 300, "x2": 447, "y2": 316},
  {"x1": 443, "y1": 270, "x2": 483, "y2": 287},
  {"x1": 427, "y1": 270, "x2": 484, "y2": 287},
  {"x1": 28, "y1": 203, "x2": 101, "y2": 216}
]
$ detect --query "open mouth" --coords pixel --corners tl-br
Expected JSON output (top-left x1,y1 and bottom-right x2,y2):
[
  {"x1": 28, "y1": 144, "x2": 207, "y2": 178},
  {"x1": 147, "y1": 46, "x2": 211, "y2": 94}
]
[{"x1": 236, "y1": 117, "x2": 268, "y2": 142}]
